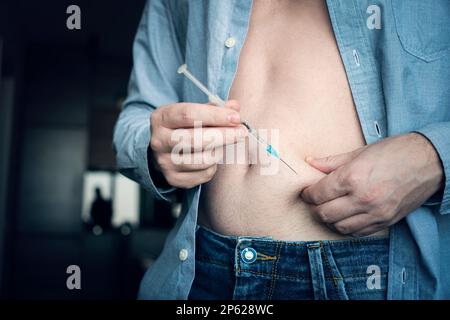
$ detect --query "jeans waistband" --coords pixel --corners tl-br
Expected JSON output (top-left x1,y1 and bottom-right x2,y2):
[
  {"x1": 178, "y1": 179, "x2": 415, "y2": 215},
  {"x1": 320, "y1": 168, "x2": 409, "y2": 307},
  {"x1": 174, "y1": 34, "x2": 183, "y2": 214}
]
[
  {"x1": 195, "y1": 225, "x2": 389, "y2": 280},
  {"x1": 193, "y1": 225, "x2": 389, "y2": 299}
]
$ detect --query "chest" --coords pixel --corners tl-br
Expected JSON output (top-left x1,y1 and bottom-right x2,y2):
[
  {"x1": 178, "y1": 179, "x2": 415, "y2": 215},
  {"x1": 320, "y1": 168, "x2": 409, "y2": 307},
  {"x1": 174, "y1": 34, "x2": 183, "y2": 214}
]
[
  {"x1": 229, "y1": 0, "x2": 356, "y2": 132},
  {"x1": 242, "y1": 1, "x2": 337, "y2": 70}
]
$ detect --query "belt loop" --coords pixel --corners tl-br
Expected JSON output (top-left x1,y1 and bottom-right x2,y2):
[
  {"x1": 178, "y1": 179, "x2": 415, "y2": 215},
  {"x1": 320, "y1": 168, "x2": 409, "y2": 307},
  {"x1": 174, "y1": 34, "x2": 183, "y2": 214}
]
[{"x1": 307, "y1": 243, "x2": 328, "y2": 300}]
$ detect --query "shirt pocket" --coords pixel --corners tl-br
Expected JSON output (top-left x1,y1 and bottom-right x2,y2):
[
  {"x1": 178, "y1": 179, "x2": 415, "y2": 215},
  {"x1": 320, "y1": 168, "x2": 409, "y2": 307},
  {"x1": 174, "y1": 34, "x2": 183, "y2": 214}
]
[{"x1": 391, "y1": 0, "x2": 450, "y2": 62}]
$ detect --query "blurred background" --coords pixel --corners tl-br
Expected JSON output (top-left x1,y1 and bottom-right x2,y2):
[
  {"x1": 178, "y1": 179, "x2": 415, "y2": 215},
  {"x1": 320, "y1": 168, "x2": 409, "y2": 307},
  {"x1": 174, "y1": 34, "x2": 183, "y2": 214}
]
[{"x1": 0, "y1": 0, "x2": 179, "y2": 299}]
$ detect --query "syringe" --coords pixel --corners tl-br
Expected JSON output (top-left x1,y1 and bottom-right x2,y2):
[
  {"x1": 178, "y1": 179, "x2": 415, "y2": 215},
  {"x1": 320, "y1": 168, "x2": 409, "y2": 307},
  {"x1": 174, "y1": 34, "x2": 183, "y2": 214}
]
[{"x1": 177, "y1": 64, "x2": 297, "y2": 175}]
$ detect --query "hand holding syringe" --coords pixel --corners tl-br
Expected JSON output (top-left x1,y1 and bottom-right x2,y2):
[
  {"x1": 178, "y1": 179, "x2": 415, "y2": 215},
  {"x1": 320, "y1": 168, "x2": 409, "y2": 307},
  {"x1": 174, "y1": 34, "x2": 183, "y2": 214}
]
[{"x1": 177, "y1": 64, "x2": 297, "y2": 174}]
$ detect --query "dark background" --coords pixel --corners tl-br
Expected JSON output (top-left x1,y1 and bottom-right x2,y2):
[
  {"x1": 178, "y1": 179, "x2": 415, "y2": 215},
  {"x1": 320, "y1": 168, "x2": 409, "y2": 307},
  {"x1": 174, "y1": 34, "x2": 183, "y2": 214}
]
[{"x1": 0, "y1": 0, "x2": 177, "y2": 299}]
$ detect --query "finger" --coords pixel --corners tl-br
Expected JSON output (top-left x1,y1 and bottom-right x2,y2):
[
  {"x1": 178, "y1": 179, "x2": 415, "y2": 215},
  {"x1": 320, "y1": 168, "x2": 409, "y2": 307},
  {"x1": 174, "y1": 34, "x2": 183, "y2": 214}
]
[
  {"x1": 165, "y1": 166, "x2": 217, "y2": 189},
  {"x1": 312, "y1": 195, "x2": 362, "y2": 224},
  {"x1": 305, "y1": 148, "x2": 364, "y2": 174},
  {"x1": 224, "y1": 99, "x2": 240, "y2": 112},
  {"x1": 150, "y1": 126, "x2": 174, "y2": 153},
  {"x1": 301, "y1": 171, "x2": 348, "y2": 205},
  {"x1": 172, "y1": 148, "x2": 224, "y2": 170},
  {"x1": 207, "y1": 99, "x2": 240, "y2": 112},
  {"x1": 174, "y1": 159, "x2": 218, "y2": 172},
  {"x1": 154, "y1": 150, "x2": 220, "y2": 172},
  {"x1": 332, "y1": 213, "x2": 375, "y2": 235},
  {"x1": 351, "y1": 223, "x2": 387, "y2": 238},
  {"x1": 161, "y1": 103, "x2": 241, "y2": 129},
  {"x1": 168, "y1": 126, "x2": 248, "y2": 152},
  {"x1": 352, "y1": 210, "x2": 403, "y2": 237}
]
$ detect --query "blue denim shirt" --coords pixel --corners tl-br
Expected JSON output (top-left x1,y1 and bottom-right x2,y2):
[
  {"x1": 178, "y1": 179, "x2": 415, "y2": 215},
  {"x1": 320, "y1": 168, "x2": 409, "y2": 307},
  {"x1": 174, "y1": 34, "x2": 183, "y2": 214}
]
[{"x1": 113, "y1": 0, "x2": 450, "y2": 299}]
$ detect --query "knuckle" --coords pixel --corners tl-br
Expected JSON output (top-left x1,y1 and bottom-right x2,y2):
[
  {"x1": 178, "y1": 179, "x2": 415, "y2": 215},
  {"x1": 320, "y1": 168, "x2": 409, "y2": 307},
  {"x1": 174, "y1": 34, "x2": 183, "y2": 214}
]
[
  {"x1": 150, "y1": 137, "x2": 163, "y2": 151},
  {"x1": 310, "y1": 194, "x2": 320, "y2": 205},
  {"x1": 180, "y1": 107, "x2": 193, "y2": 122},
  {"x1": 344, "y1": 171, "x2": 361, "y2": 187},
  {"x1": 315, "y1": 207, "x2": 330, "y2": 223},
  {"x1": 363, "y1": 186, "x2": 383, "y2": 204},
  {"x1": 302, "y1": 189, "x2": 316, "y2": 204},
  {"x1": 334, "y1": 223, "x2": 351, "y2": 235},
  {"x1": 359, "y1": 190, "x2": 377, "y2": 205}
]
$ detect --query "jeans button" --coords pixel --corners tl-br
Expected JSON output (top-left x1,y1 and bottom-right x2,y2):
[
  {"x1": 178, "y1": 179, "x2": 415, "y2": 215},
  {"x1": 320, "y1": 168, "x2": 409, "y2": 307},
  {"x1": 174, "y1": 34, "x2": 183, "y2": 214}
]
[{"x1": 241, "y1": 247, "x2": 257, "y2": 264}]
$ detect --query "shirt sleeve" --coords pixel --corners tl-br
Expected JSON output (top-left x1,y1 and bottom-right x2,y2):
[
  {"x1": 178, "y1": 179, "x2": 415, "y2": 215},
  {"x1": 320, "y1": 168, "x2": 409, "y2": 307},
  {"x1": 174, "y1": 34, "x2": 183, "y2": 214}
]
[
  {"x1": 113, "y1": 0, "x2": 183, "y2": 201},
  {"x1": 414, "y1": 122, "x2": 450, "y2": 215}
]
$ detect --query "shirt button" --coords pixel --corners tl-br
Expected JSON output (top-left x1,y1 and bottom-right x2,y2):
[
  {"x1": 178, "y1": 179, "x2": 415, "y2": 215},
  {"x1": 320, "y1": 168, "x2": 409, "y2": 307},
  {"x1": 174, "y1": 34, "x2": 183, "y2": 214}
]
[
  {"x1": 225, "y1": 37, "x2": 236, "y2": 48},
  {"x1": 241, "y1": 247, "x2": 257, "y2": 264},
  {"x1": 179, "y1": 249, "x2": 189, "y2": 261}
]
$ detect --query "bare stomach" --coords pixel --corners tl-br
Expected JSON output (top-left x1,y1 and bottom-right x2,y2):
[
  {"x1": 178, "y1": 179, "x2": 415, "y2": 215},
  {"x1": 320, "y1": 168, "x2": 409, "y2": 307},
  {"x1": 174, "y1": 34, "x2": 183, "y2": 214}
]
[{"x1": 198, "y1": 0, "x2": 388, "y2": 241}]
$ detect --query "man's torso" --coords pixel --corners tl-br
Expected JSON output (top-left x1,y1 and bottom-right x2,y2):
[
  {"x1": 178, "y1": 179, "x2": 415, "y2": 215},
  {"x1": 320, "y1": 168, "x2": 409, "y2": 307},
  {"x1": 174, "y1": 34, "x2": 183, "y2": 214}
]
[{"x1": 198, "y1": 0, "x2": 388, "y2": 240}]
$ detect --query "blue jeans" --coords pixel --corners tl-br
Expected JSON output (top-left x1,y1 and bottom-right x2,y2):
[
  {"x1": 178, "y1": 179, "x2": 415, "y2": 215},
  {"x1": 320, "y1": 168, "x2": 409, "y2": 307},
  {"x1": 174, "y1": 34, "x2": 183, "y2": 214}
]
[{"x1": 188, "y1": 226, "x2": 389, "y2": 300}]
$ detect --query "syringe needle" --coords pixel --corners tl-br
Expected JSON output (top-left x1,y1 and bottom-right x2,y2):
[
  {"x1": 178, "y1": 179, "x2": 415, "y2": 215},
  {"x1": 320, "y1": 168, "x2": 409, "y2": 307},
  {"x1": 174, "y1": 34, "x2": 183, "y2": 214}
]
[
  {"x1": 279, "y1": 157, "x2": 298, "y2": 174},
  {"x1": 243, "y1": 122, "x2": 298, "y2": 175}
]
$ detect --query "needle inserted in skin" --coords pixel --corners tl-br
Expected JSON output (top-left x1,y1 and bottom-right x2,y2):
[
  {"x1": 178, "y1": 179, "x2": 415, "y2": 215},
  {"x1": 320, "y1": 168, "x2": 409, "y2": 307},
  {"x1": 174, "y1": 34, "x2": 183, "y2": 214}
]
[
  {"x1": 279, "y1": 158, "x2": 298, "y2": 174},
  {"x1": 177, "y1": 64, "x2": 298, "y2": 175},
  {"x1": 241, "y1": 121, "x2": 297, "y2": 175}
]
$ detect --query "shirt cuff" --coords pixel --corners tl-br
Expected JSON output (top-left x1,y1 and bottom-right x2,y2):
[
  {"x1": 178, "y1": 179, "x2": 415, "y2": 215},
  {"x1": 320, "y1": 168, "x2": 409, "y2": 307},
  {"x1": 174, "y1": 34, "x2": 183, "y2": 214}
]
[
  {"x1": 414, "y1": 122, "x2": 450, "y2": 215},
  {"x1": 135, "y1": 123, "x2": 177, "y2": 202}
]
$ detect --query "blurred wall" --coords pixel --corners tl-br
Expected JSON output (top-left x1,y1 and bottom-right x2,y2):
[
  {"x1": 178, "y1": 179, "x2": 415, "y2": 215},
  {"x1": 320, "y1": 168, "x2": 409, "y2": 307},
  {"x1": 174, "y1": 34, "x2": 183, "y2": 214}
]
[
  {"x1": 12, "y1": 46, "x2": 89, "y2": 298},
  {"x1": 0, "y1": 0, "x2": 174, "y2": 299}
]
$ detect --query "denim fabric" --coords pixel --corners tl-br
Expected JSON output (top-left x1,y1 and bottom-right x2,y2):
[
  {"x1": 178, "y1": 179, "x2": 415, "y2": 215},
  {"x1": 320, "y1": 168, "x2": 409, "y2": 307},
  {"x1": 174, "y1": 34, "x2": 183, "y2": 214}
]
[
  {"x1": 188, "y1": 226, "x2": 389, "y2": 300},
  {"x1": 114, "y1": 0, "x2": 450, "y2": 299}
]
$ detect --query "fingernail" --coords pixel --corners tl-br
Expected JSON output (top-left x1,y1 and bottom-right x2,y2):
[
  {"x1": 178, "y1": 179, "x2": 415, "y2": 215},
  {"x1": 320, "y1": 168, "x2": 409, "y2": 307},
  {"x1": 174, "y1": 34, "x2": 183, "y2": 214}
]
[
  {"x1": 228, "y1": 113, "x2": 241, "y2": 124},
  {"x1": 305, "y1": 156, "x2": 314, "y2": 163}
]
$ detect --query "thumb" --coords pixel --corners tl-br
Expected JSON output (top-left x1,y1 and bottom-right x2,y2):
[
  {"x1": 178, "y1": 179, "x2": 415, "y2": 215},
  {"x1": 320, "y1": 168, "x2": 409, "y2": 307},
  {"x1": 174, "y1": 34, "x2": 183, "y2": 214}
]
[
  {"x1": 207, "y1": 99, "x2": 240, "y2": 111},
  {"x1": 225, "y1": 99, "x2": 240, "y2": 112},
  {"x1": 305, "y1": 148, "x2": 363, "y2": 174}
]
